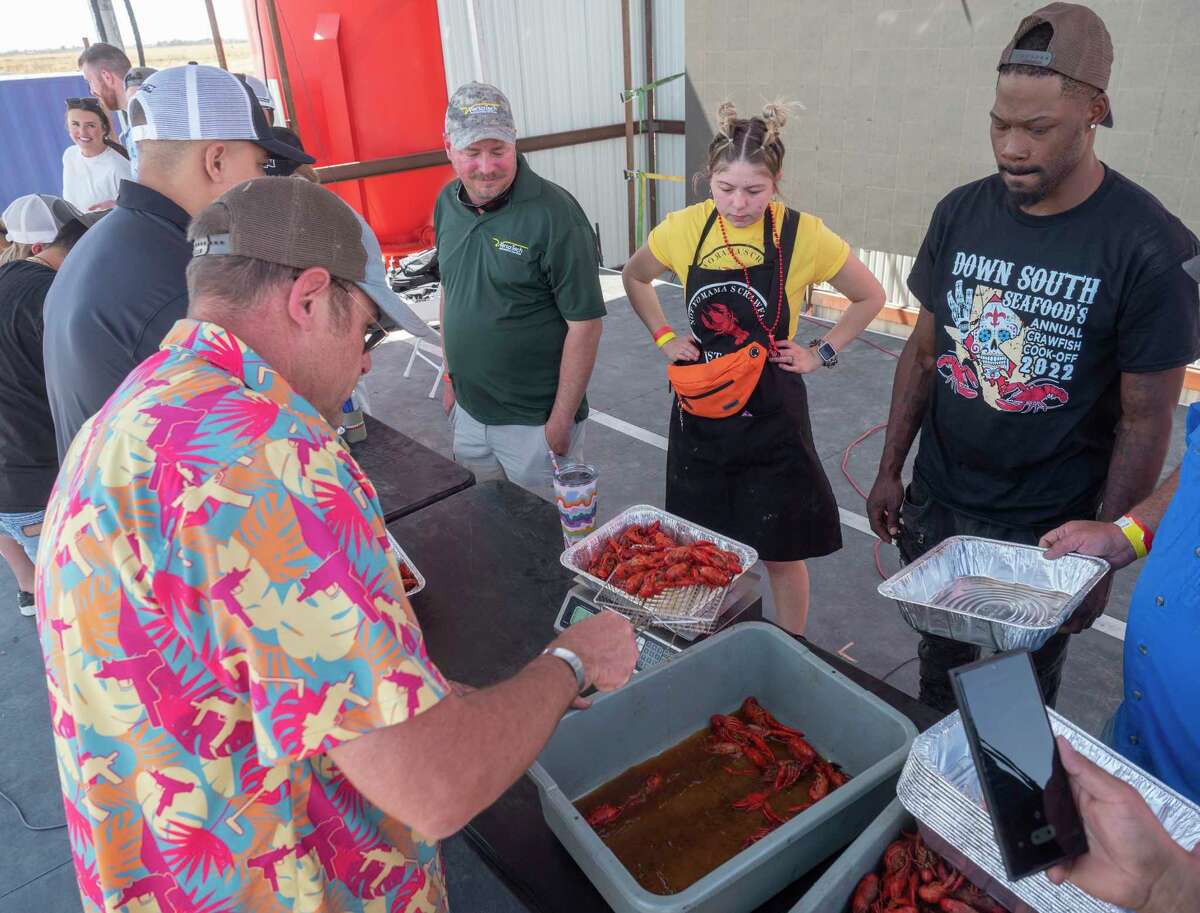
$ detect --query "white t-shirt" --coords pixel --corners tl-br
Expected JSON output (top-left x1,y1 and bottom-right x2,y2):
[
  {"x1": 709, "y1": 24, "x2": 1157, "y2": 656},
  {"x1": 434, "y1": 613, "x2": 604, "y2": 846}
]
[{"x1": 61, "y1": 145, "x2": 132, "y2": 211}]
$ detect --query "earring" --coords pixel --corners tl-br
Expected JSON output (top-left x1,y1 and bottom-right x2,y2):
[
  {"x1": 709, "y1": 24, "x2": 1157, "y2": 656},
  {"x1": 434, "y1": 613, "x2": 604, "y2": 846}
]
[{"x1": 1089, "y1": 123, "x2": 1097, "y2": 130}]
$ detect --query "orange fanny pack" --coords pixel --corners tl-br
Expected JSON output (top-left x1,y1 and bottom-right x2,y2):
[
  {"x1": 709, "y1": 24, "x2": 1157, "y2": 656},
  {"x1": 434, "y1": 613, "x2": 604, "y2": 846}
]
[{"x1": 667, "y1": 342, "x2": 766, "y2": 418}]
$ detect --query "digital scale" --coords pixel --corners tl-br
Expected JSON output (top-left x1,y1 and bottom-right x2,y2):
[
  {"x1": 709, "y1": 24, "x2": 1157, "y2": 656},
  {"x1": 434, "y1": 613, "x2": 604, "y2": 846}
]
[{"x1": 553, "y1": 569, "x2": 763, "y2": 674}]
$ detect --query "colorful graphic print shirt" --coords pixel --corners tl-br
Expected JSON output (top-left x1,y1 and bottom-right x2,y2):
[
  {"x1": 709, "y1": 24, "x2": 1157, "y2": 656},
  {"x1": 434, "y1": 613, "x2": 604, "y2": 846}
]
[
  {"x1": 36, "y1": 320, "x2": 449, "y2": 913},
  {"x1": 907, "y1": 167, "x2": 1200, "y2": 527}
]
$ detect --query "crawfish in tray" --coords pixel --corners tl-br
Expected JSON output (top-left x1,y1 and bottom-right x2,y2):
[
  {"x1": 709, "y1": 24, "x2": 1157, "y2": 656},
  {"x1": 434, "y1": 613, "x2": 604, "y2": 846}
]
[
  {"x1": 398, "y1": 561, "x2": 420, "y2": 594},
  {"x1": 585, "y1": 520, "x2": 744, "y2": 599},
  {"x1": 848, "y1": 831, "x2": 1011, "y2": 913}
]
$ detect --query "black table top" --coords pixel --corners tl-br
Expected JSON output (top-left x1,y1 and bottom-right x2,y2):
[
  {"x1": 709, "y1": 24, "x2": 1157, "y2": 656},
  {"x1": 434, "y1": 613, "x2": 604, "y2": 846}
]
[
  {"x1": 387, "y1": 481, "x2": 942, "y2": 913},
  {"x1": 350, "y1": 414, "x2": 474, "y2": 522}
]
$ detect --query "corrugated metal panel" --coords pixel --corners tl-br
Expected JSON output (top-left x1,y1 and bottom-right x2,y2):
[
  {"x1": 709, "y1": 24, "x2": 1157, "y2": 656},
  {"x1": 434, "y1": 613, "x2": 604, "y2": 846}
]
[
  {"x1": 0, "y1": 74, "x2": 93, "y2": 208},
  {"x1": 435, "y1": 0, "x2": 684, "y2": 265},
  {"x1": 817, "y1": 249, "x2": 918, "y2": 310}
]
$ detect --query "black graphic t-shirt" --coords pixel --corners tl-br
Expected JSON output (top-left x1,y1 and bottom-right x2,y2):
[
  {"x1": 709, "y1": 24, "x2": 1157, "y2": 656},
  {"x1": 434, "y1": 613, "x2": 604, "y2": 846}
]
[{"x1": 908, "y1": 166, "x2": 1200, "y2": 526}]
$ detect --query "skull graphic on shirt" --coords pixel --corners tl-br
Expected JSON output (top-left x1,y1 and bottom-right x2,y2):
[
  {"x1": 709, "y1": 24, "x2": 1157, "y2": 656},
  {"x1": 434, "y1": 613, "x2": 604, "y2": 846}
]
[{"x1": 965, "y1": 294, "x2": 1023, "y2": 381}]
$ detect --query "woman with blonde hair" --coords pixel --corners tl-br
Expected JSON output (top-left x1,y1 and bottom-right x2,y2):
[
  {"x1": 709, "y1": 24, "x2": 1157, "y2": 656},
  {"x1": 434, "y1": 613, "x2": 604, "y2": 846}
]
[{"x1": 622, "y1": 101, "x2": 886, "y2": 634}]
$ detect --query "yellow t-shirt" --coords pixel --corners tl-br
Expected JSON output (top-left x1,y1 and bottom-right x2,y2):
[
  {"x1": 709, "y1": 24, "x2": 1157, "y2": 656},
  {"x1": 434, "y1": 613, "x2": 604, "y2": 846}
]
[{"x1": 647, "y1": 199, "x2": 850, "y2": 339}]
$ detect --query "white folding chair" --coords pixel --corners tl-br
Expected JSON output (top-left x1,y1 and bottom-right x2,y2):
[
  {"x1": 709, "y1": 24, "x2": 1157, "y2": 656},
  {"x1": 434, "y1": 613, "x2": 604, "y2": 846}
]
[{"x1": 396, "y1": 284, "x2": 444, "y2": 398}]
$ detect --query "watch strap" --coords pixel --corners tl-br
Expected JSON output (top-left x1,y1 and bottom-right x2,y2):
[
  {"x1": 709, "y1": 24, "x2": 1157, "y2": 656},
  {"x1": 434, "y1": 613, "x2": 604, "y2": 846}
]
[
  {"x1": 543, "y1": 646, "x2": 587, "y2": 693},
  {"x1": 808, "y1": 337, "x2": 839, "y2": 367}
]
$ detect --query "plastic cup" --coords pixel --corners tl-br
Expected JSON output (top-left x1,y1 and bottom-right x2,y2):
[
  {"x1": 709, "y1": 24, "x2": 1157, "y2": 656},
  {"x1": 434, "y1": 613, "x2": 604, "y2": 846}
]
[{"x1": 553, "y1": 463, "x2": 599, "y2": 546}]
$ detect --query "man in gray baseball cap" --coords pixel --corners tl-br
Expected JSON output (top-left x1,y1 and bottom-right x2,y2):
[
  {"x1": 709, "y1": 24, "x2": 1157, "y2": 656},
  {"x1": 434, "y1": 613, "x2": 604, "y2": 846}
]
[
  {"x1": 37, "y1": 173, "x2": 639, "y2": 913},
  {"x1": 437, "y1": 82, "x2": 606, "y2": 498}
]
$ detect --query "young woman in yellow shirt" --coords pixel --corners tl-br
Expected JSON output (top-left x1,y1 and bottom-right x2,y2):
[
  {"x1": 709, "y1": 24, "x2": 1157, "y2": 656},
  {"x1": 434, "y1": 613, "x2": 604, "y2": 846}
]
[{"x1": 621, "y1": 102, "x2": 886, "y2": 634}]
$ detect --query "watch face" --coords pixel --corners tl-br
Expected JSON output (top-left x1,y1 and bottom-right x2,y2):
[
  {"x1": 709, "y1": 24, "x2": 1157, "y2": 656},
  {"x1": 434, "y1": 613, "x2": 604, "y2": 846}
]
[{"x1": 818, "y1": 342, "x2": 837, "y2": 363}]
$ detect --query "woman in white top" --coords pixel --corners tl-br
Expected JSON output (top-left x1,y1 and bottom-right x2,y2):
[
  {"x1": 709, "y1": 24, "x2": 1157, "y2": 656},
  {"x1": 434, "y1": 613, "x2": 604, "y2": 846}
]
[{"x1": 61, "y1": 97, "x2": 131, "y2": 212}]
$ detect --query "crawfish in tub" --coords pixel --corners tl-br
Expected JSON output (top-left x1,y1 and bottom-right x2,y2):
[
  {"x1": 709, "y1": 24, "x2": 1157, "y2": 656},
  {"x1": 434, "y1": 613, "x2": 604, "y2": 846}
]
[
  {"x1": 585, "y1": 521, "x2": 745, "y2": 599},
  {"x1": 848, "y1": 831, "x2": 1011, "y2": 913}
]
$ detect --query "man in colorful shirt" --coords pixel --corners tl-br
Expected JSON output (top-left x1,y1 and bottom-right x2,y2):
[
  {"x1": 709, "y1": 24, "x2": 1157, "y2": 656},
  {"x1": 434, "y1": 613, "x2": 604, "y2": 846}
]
[{"x1": 36, "y1": 177, "x2": 637, "y2": 912}]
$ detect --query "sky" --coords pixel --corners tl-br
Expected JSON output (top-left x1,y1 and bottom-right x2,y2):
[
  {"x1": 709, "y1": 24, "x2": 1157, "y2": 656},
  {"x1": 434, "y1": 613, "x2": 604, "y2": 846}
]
[{"x1": 3, "y1": 0, "x2": 250, "y2": 53}]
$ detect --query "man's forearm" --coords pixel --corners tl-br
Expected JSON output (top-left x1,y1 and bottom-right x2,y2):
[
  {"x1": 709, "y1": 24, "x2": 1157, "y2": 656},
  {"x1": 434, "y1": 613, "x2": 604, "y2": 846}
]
[
  {"x1": 1129, "y1": 466, "x2": 1181, "y2": 533},
  {"x1": 432, "y1": 656, "x2": 578, "y2": 827},
  {"x1": 331, "y1": 654, "x2": 577, "y2": 839},
  {"x1": 550, "y1": 321, "x2": 602, "y2": 424},
  {"x1": 879, "y1": 335, "x2": 935, "y2": 477},
  {"x1": 438, "y1": 288, "x2": 448, "y2": 374},
  {"x1": 1098, "y1": 370, "x2": 1183, "y2": 521}
]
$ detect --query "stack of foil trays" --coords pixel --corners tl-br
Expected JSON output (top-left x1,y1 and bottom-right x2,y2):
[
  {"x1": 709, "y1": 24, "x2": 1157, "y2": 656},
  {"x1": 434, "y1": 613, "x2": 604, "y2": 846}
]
[{"x1": 896, "y1": 711, "x2": 1200, "y2": 913}]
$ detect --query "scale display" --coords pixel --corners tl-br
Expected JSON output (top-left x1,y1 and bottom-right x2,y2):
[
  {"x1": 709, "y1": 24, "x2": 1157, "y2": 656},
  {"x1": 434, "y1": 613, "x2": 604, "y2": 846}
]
[{"x1": 555, "y1": 592, "x2": 681, "y2": 673}]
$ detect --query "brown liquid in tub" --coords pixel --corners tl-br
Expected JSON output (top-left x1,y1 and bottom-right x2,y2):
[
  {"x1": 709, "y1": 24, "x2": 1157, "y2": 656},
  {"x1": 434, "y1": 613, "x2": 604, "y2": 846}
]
[{"x1": 574, "y1": 697, "x2": 851, "y2": 895}]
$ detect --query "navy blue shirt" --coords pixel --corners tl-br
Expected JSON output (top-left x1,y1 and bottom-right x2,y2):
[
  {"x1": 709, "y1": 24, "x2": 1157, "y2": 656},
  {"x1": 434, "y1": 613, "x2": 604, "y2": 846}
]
[
  {"x1": 43, "y1": 180, "x2": 191, "y2": 458},
  {"x1": 1113, "y1": 401, "x2": 1200, "y2": 802}
]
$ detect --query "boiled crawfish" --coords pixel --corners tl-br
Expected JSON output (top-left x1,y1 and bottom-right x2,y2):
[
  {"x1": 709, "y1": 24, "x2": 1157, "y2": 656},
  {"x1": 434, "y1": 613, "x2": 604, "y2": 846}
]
[
  {"x1": 584, "y1": 524, "x2": 744, "y2": 600},
  {"x1": 583, "y1": 773, "x2": 664, "y2": 833},
  {"x1": 845, "y1": 831, "x2": 1012, "y2": 913}
]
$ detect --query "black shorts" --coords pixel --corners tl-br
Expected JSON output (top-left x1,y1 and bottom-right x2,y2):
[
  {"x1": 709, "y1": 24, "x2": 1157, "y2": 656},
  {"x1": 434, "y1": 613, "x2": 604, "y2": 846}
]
[{"x1": 665, "y1": 371, "x2": 842, "y2": 563}]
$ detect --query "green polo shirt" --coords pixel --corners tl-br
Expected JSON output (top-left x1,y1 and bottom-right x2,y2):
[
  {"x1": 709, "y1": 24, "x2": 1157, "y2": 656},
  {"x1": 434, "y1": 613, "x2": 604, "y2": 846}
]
[{"x1": 435, "y1": 155, "x2": 606, "y2": 426}]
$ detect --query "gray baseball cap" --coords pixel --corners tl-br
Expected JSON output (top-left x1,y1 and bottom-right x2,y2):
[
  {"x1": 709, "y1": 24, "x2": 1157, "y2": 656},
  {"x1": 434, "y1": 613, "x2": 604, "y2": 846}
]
[{"x1": 445, "y1": 82, "x2": 516, "y2": 149}]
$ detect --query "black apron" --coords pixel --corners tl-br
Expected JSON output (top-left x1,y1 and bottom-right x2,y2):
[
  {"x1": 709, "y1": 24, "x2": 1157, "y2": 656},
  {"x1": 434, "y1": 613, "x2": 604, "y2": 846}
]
[{"x1": 665, "y1": 206, "x2": 842, "y2": 563}]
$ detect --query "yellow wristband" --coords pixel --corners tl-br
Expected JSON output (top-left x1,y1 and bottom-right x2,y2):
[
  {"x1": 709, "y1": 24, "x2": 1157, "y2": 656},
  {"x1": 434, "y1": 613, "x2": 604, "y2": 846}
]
[
  {"x1": 654, "y1": 331, "x2": 677, "y2": 349},
  {"x1": 1115, "y1": 515, "x2": 1150, "y2": 559}
]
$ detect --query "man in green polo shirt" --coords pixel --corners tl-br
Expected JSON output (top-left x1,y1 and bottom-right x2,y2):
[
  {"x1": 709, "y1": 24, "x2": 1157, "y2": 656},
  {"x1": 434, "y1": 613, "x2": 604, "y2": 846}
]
[{"x1": 436, "y1": 82, "x2": 605, "y2": 496}]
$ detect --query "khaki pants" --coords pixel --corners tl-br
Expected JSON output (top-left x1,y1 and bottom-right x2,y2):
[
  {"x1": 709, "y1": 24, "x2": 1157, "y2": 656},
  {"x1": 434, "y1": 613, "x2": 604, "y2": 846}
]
[{"x1": 450, "y1": 404, "x2": 586, "y2": 499}]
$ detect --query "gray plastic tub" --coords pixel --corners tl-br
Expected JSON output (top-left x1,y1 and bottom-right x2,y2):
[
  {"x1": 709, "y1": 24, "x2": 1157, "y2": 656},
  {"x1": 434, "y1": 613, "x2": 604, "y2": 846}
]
[
  {"x1": 528, "y1": 623, "x2": 918, "y2": 913},
  {"x1": 791, "y1": 799, "x2": 911, "y2": 913}
]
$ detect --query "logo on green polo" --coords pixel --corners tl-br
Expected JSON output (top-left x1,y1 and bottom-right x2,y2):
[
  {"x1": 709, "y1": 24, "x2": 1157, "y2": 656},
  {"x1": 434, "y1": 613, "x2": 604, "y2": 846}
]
[{"x1": 492, "y1": 236, "x2": 528, "y2": 257}]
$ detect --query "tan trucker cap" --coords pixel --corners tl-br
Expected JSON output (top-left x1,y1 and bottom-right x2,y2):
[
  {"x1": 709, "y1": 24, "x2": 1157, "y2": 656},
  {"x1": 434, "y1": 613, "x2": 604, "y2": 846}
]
[
  {"x1": 188, "y1": 177, "x2": 430, "y2": 337},
  {"x1": 998, "y1": 2, "x2": 1114, "y2": 127}
]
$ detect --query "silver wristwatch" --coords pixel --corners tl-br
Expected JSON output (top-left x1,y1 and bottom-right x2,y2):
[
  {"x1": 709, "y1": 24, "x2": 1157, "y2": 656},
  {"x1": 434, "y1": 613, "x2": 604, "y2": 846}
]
[
  {"x1": 808, "y1": 337, "x2": 839, "y2": 367},
  {"x1": 542, "y1": 646, "x2": 587, "y2": 693}
]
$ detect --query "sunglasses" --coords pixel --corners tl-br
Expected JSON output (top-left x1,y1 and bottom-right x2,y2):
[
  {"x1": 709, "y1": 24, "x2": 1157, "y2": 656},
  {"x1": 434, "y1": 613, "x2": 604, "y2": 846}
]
[
  {"x1": 66, "y1": 97, "x2": 104, "y2": 111},
  {"x1": 333, "y1": 279, "x2": 391, "y2": 353}
]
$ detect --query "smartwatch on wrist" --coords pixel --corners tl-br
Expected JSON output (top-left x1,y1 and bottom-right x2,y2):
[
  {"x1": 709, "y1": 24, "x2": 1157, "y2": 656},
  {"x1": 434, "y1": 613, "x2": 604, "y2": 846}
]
[
  {"x1": 542, "y1": 646, "x2": 586, "y2": 693},
  {"x1": 808, "y1": 337, "x2": 838, "y2": 367}
]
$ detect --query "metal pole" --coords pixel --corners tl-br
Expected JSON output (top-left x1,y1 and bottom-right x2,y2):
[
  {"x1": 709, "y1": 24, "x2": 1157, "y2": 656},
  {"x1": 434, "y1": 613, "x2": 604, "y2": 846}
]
[
  {"x1": 122, "y1": 0, "x2": 144, "y2": 65},
  {"x1": 620, "y1": 0, "x2": 636, "y2": 258},
  {"x1": 643, "y1": 0, "x2": 657, "y2": 229},
  {"x1": 91, "y1": 0, "x2": 125, "y2": 48},
  {"x1": 263, "y1": 0, "x2": 299, "y2": 128},
  {"x1": 204, "y1": 0, "x2": 228, "y2": 70}
]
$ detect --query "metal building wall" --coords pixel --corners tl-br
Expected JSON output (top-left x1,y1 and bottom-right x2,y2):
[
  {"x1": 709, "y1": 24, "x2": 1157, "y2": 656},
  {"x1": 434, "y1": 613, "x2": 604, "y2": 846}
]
[{"x1": 436, "y1": 0, "x2": 684, "y2": 266}]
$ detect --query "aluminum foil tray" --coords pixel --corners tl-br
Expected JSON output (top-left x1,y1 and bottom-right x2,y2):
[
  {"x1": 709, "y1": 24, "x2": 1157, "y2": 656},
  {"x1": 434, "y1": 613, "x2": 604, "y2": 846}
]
[
  {"x1": 878, "y1": 536, "x2": 1108, "y2": 651},
  {"x1": 560, "y1": 505, "x2": 757, "y2": 633},
  {"x1": 897, "y1": 710, "x2": 1200, "y2": 913},
  {"x1": 386, "y1": 531, "x2": 426, "y2": 598}
]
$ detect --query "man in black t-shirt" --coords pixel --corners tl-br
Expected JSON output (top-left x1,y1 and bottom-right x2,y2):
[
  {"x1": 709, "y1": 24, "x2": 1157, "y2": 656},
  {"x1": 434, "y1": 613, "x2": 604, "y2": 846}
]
[
  {"x1": 867, "y1": 3, "x2": 1200, "y2": 712},
  {"x1": 0, "y1": 204, "x2": 103, "y2": 617}
]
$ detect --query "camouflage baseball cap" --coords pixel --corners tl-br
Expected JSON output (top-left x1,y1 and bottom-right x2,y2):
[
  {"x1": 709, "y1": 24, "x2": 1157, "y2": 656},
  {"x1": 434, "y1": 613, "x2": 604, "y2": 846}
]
[
  {"x1": 189, "y1": 177, "x2": 431, "y2": 337},
  {"x1": 445, "y1": 82, "x2": 516, "y2": 149}
]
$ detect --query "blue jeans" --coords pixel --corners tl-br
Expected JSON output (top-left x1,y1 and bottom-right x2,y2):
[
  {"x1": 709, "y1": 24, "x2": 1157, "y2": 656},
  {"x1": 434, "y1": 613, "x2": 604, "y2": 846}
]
[{"x1": 0, "y1": 509, "x2": 44, "y2": 562}]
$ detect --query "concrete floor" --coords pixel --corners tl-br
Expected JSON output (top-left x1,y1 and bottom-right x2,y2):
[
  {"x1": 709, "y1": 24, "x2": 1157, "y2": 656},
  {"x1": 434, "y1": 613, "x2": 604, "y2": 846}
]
[{"x1": 0, "y1": 276, "x2": 1187, "y2": 912}]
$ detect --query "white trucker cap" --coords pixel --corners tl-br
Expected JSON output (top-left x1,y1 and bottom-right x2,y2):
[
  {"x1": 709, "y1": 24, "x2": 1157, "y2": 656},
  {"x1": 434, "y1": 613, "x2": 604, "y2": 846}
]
[
  {"x1": 129, "y1": 64, "x2": 313, "y2": 164},
  {"x1": 3, "y1": 194, "x2": 84, "y2": 243}
]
